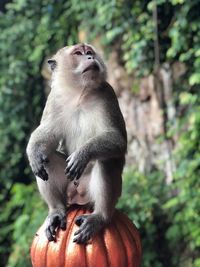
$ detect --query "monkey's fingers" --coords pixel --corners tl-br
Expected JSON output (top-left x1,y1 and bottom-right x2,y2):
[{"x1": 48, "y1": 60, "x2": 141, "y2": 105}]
[
  {"x1": 65, "y1": 165, "x2": 72, "y2": 174},
  {"x1": 66, "y1": 154, "x2": 74, "y2": 165},
  {"x1": 41, "y1": 168, "x2": 48, "y2": 180},
  {"x1": 64, "y1": 166, "x2": 75, "y2": 180},
  {"x1": 35, "y1": 166, "x2": 48, "y2": 181},
  {"x1": 40, "y1": 168, "x2": 48, "y2": 181},
  {"x1": 65, "y1": 169, "x2": 81, "y2": 181},
  {"x1": 65, "y1": 158, "x2": 75, "y2": 171},
  {"x1": 66, "y1": 160, "x2": 85, "y2": 180},
  {"x1": 74, "y1": 169, "x2": 82, "y2": 180},
  {"x1": 65, "y1": 163, "x2": 80, "y2": 180},
  {"x1": 66, "y1": 157, "x2": 70, "y2": 163},
  {"x1": 45, "y1": 226, "x2": 56, "y2": 242}
]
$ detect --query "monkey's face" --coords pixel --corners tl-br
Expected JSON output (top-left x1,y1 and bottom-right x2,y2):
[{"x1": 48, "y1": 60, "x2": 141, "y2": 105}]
[{"x1": 48, "y1": 44, "x2": 107, "y2": 89}]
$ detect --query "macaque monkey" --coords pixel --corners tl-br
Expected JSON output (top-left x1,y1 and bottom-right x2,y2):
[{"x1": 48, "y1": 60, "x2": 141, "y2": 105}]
[{"x1": 26, "y1": 43, "x2": 127, "y2": 244}]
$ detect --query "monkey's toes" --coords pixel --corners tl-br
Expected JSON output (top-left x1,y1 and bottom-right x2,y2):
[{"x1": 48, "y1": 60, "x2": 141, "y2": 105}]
[
  {"x1": 46, "y1": 228, "x2": 55, "y2": 242},
  {"x1": 73, "y1": 224, "x2": 92, "y2": 244},
  {"x1": 75, "y1": 215, "x2": 85, "y2": 226},
  {"x1": 73, "y1": 232, "x2": 91, "y2": 244},
  {"x1": 45, "y1": 212, "x2": 66, "y2": 241},
  {"x1": 73, "y1": 215, "x2": 101, "y2": 244}
]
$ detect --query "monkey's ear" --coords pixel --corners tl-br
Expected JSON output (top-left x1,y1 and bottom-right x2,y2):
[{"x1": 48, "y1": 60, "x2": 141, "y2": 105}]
[{"x1": 47, "y1": 59, "x2": 57, "y2": 71}]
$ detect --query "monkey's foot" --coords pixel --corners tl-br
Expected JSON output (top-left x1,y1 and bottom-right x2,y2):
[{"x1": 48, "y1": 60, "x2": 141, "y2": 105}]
[
  {"x1": 73, "y1": 214, "x2": 104, "y2": 244},
  {"x1": 45, "y1": 211, "x2": 66, "y2": 241}
]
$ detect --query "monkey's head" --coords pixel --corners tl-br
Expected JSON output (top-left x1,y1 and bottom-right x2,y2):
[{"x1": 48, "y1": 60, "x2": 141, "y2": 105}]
[{"x1": 47, "y1": 43, "x2": 107, "y2": 90}]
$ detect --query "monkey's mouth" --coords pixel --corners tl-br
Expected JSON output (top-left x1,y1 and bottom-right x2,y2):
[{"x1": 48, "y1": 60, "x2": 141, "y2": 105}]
[{"x1": 82, "y1": 63, "x2": 100, "y2": 73}]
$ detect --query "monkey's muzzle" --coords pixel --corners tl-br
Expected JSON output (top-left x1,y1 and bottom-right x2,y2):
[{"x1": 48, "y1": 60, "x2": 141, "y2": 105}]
[{"x1": 82, "y1": 62, "x2": 100, "y2": 73}]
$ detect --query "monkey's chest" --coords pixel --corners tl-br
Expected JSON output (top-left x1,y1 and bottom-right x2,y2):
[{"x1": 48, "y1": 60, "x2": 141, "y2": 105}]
[{"x1": 64, "y1": 109, "x2": 102, "y2": 152}]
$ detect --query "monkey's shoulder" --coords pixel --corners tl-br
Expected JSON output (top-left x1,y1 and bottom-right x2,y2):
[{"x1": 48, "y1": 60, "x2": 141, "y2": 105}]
[
  {"x1": 99, "y1": 82, "x2": 127, "y2": 139},
  {"x1": 97, "y1": 82, "x2": 122, "y2": 114},
  {"x1": 98, "y1": 82, "x2": 118, "y2": 99}
]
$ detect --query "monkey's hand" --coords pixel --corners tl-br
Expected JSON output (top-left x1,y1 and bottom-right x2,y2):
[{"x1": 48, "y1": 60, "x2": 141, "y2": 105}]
[
  {"x1": 30, "y1": 152, "x2": 49, "y2": 181},
  {"x1": 65, "y1": 150, "x2": 89, "y2": 181}
]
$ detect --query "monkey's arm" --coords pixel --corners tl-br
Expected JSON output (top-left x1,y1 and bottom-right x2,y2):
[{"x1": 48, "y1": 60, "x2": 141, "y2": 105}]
[
  {"x1": 26, "y1": 124, "x2": 58, "y2": 180},
  {"x1": 65, "y1": 130, "x2": 126, "y2": 180},
  {"x1": 84, "y1": 130, "x2": 127, "y2": 159},
  {"x1": 65, "y1": 82, "x2": 127, "y2": 180}
]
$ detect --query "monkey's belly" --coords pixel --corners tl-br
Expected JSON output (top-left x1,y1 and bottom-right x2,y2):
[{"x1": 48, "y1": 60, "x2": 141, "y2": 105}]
[{"x1": 66, "y1": 173, "x2": 91, "y2": 206}]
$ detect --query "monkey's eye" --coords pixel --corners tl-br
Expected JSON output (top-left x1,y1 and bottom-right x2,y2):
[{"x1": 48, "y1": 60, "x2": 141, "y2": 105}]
[
  {"x1": 74, "y1": 51, "x2": 82, "y2": 55},
  {"x1": 86, "y1": 50, "x2": 93, "y2": 55}
]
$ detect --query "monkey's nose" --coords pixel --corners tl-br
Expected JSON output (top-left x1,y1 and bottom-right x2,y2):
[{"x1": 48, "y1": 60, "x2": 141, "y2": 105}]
[{"x1": 87, "y1": 56, "x2": 94, "y2": 60}]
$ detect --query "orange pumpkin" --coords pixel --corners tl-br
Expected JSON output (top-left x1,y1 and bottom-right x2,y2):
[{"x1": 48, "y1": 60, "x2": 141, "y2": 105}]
[{"x1": 31, "y1": 207, "x2": 142, "y2": 267}]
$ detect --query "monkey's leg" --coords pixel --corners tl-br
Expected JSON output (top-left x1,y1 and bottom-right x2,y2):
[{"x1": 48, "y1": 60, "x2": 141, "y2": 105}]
[
  {"x1": 73, "y1": 160, "x2": 122, "y2": 244},
  {"x1": 36, "y1": 152, "x2": 68, "y2": 241}
]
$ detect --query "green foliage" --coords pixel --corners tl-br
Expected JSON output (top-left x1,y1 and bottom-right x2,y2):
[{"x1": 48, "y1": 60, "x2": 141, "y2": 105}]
[
  {"x1": 4, "y1": 184, "x2": 46, "y2": 267},
  {"x1": 164, "y1": 95, "x2": 200, "y2": 266},
  {"x1": 118, "y1": 169, "x2": 171, "y2": 267},
  {"x1": 166, "y1": 0, "x2": 200, "y2": 88}
]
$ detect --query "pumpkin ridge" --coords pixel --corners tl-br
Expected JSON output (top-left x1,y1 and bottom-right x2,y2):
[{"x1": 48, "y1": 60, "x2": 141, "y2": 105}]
[
  {"x1": 116, "y1": 212, "x2": 136, "y2": 267},
  {"x1": 44, "y1": 237, "x2": 48, "y2": 267},
  {"x1": 31, "y1": 225, "x2": 46, "y2": 265},
  {"x1": 123, "y1": 219, "x2": 138, "y2": 251},
  {"x1": 35, "y1": 224, "x2": 49, "y2": 267},
  {"x1": 113, "y1": 213, "x2": 128, "y2": 267},
  {"x1": 114, "y1": 215, "x2": 128, "y2": 267},
  {"x1": 118, "y1": 213, "x2": 142, "y2": 265},
  {"x1": 104, "y1": 214, "x2": 127, "y2": 267},
  {"x1": 43, "y1": 236, "x2": 50, "y2": 266},
  {"x1": 99, "y1": 228, "x2": 110, "y2": 267},
  {"x1": 31, "y1": 232, "x2": 39, "y2": 264},
  {"x1": 64, "y1": 208, "x2": 82, "y2": 267},
  {"x1": 62, "y1": 208, "x2": 80, "y2": 267},
  {"x1": 46, "y1": 217, "x2": 68, "y2": 267},
  {"x1": 78, "y1": 208, "x2": 88, "y2": 267},
  {"x1": 102, "y1": 227, "x2": 112, "y2": 267},
  {"x1": 83, "y1": 209, "x2": 88, "y2": 267},
  {"x1": 84, "y1": 242, "x2": 88, "y2": 267}
]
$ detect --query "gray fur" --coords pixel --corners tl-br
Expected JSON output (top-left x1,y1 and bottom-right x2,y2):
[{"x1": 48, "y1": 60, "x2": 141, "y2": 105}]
[{"x1": 26, "y1": 44, "x2": 127, "y2": 243}]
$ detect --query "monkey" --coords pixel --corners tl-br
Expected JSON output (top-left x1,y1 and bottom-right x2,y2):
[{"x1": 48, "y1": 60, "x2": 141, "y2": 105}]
[{"x1": 26, "y1": 43, "x2": 127, "y2": 244}]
